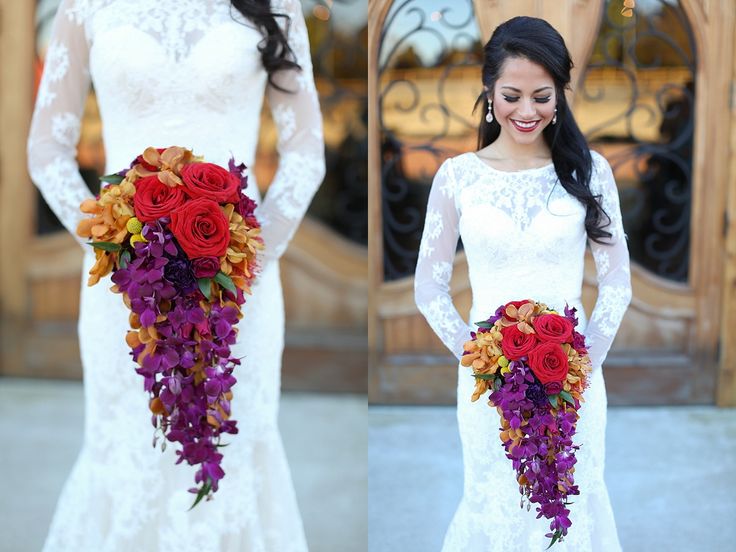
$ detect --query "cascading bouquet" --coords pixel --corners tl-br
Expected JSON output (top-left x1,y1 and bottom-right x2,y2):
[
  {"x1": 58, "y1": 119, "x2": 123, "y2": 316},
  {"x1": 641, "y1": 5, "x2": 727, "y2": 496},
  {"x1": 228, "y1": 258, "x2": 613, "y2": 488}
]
[
  {"x1": 461, "y1": 299, "x2": 592, "y2": 548},
  {"x1": 76, "y1": 146, "x2": 263, "y2": 508}
]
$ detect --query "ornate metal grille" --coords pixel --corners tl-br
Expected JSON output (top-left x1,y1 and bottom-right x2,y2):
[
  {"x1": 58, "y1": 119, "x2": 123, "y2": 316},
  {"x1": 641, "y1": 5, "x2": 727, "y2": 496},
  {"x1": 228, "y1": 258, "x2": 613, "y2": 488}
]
[
  {"x1": 580, "y1": 0, "x2": 695, "y2": 282},
  {"x1": 303, "y1": 0, "x2": 368, "y2": 245},
  {"x1": 379, "y1": 0, "x2": 480, "y2": 280}
]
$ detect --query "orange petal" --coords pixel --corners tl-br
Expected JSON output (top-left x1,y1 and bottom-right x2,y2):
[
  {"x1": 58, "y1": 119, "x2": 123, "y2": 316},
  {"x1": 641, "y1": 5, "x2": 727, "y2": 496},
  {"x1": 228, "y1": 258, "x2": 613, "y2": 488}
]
[
  {"x1": 91, "y1": 224, "x2": 109, "y2": 238},
  {"x1": 150, "y1": 397, "x2": 167, "y2": 415},
  {"x1": 142, "y1": 146, "x2": 162, "y2": 167},
  {"x1": 126, "y1": 331, "x2": 142, "y2": 349}
]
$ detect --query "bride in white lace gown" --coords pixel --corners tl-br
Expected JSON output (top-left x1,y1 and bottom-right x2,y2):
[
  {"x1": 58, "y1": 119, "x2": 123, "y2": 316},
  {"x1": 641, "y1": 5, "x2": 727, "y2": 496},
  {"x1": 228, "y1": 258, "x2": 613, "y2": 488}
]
[
  {"x1": 415, "y1": 17, "x2": 631, "y2": 551},
  {"x1": 27, "y1": 1, "x2": 324, "y2": 550}
]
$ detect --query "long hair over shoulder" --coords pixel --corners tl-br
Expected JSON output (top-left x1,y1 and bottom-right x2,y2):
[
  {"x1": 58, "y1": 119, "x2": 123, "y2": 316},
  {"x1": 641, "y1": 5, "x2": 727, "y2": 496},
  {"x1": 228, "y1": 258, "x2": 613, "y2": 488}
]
[{"x1": 230, "y1": 0, "x2": 301, "y2": 91}]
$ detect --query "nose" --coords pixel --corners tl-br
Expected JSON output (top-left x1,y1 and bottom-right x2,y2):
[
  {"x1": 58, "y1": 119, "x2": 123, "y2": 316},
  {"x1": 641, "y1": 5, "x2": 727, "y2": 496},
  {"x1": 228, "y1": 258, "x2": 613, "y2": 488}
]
[{"x1": 517, "y1": 99, "x2": 536, "y2": 119}]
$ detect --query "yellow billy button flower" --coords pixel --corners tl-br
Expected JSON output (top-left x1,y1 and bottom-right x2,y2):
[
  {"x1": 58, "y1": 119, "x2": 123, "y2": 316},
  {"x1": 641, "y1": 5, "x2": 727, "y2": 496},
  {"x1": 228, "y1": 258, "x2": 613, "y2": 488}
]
[
  {"x1": 499, "y1": 356, "x2": 511, "y2": 375},
  {"x1": 126, "y1": 216, "x2": 143, "y2": 234},
  {"x1": 130, "y1": 233, "x2": 147, "y2": 245}
]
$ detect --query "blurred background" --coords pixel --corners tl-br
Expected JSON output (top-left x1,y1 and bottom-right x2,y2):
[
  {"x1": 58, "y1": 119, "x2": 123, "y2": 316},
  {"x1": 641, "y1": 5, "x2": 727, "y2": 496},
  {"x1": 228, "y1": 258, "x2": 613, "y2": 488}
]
[
  {"x1": 368, "y1": 0, "x2": 736, "y2": 550},
  {"x1": 0, "y1": 1, "x2": 367, "y2": 551}
]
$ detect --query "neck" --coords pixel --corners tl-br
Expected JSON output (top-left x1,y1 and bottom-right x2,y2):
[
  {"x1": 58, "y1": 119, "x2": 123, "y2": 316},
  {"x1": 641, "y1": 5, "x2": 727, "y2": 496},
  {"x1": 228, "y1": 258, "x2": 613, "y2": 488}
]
[{"x1": 492, "y1": 131, "x2": 550, "y2": 160}]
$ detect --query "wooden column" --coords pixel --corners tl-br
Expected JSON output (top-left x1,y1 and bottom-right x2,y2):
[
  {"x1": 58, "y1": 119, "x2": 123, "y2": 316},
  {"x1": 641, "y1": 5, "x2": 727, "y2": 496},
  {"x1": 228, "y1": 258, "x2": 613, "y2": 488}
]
[
  {"x1": 0, "y1": 1, "x2": 35, "y2": 372},
  {"x1": 718, "y1": 3, "x2": 736, "y2": 406},
  {"x1": 367, "y1": 0, "x2": 393, "y2": 400}
]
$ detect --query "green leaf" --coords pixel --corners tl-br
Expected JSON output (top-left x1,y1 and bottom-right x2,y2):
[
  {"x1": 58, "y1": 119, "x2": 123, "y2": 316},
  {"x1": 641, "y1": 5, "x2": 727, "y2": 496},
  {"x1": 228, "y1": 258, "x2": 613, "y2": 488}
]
[
  {"x1": 545, "y1": 530, "x2": 563, "y2": 549},
  {"x1": 214, "y1": 271, "x2": 237, "y2": 294},
  {"x1": 548, "y1": 394, "x2": 559, "y2": 409},
  {"x1": 188, "y1": 479, "x2": 212, "y2": 511},
  {"x1": 90, "y1": 241, "x2": 121, "y2": 252},
  {"x1": 474, "y1": 321, "x2": 492, "y2": 329},
  {"x1": 119, "y1": 249, "x2": 131, "y2": 269},
  {"x1": 473, "y1": 373, "x2": 496, "y2": 381},
  {"x1": 215, "y1": 443, "x2": 230, "y2": 448},
  {"x1": 493, "y1": 377, "x2": 503, "y2": 391},
  {"x1": 560, "y1": 390, "x2": 575, "y2": 405},
  {"x1": 99, "y1": 173, "x2": 124, "y2": 184},
  {"x1": 198, "y1": 278, "x2": 212, "y2": 301}
]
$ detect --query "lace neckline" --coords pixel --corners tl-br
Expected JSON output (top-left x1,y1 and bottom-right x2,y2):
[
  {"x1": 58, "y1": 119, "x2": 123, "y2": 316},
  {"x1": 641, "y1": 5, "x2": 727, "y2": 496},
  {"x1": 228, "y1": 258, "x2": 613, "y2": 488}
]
[{"x1": 470, "y1": 152, "x2": 555, "y2": 175}]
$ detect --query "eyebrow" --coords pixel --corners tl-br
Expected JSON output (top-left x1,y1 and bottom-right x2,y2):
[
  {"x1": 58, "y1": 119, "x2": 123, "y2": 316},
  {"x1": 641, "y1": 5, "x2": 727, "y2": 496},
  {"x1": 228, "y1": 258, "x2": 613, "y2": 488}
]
[{"x1": 501, "y1": 86, "x2": 553, "y2": 93}]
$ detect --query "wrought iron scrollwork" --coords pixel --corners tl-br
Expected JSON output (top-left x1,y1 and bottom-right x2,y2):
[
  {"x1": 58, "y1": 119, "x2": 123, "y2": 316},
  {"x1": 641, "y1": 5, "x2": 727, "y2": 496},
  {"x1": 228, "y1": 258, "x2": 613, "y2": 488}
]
[
  {"x1": 582, "y1": 0, "x2": 696, "y2": 282},
  {"x1": 379, "y1": 0, "x2": 480, "y2": 280},
  {"x1": 304, "y1": 0, "x2": 368, "y2": 245}
]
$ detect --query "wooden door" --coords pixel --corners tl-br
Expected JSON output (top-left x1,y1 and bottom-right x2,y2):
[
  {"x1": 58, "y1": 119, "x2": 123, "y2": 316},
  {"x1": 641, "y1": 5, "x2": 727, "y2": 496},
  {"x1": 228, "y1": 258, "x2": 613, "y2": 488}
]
[{"x1": 368, "y1": 0, "x2": 736, "y2": 405}]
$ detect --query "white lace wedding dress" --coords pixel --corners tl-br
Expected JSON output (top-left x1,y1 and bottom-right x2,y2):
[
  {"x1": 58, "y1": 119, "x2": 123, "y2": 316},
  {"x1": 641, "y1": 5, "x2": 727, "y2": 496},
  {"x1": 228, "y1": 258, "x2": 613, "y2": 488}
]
[
  {"x1": 415, "y1": 151, "x2": 632, "y2": 551},
  {"x1": 27, "y1": 1, "x2": 324, "y2": 550}
]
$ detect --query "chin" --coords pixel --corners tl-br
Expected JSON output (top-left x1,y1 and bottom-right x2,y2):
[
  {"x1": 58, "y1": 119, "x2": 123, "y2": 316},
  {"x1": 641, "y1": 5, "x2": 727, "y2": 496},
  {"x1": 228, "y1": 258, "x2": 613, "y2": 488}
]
[{"x1": 508, "y1": 129, "x2": 545, "y2": 145}]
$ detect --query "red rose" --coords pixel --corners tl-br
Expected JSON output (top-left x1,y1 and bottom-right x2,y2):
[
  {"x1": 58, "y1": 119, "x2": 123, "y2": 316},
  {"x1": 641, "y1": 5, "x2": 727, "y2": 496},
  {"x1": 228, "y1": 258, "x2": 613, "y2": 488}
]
[
  {"x1": 534, "y1": 314, "x2": 574, "y2": 344},
  {"x1": 170, "y1": 198, "x2": 230, "y2": 258},
  {"x1": 133, "y1": 175, "x2": 188, "y2": 222},
  {"x1": 192, "y1": 256, "x2": 221, "y2": 278},
  {"x1": 544, "y1": 381, "x2": 563, "y2": 395},
  {"x1": 527, "y1": 342, "x2": 569, "y2": 384},
  {"x1": 500, "y1": 325, "x2": 538, "y2": 360},
  {"x1": 180, "y1": 162, "x2": 241, "y2": 203}
]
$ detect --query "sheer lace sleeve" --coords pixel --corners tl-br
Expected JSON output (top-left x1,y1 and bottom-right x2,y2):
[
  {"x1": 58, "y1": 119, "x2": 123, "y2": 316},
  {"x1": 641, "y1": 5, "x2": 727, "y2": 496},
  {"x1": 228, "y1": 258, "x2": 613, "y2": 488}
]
[
  {"x1": 27, "y1": 0, "x2": 94, "y2": 250},
  {"x1": 585, "y1": 151, "x2": 633, "y2": 370},
  {"x1": 259, "y1": 0, "x2": 326, "y2": 261},
  {"x1": 414, "y1": 158, "x2": 472, "y2": 361}
]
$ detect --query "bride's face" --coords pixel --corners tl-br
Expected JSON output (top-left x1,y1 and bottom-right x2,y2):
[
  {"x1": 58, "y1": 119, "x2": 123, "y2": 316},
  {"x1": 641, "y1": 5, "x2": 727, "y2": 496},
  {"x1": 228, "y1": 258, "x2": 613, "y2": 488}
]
[{"x1": 490, "y1": 56, "x2": 557, "y2": 146}]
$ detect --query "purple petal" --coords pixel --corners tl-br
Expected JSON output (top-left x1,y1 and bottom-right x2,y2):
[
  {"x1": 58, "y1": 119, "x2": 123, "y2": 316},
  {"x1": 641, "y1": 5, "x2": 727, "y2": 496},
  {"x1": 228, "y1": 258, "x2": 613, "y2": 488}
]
[{"x1": 140, "y1": 309, "x2": 156, "y2": 327}]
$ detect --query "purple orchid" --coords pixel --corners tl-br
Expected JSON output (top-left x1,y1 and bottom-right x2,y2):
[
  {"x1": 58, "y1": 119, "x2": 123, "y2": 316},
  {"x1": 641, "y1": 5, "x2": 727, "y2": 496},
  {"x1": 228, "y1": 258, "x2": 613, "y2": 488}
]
[{"x1": 109, "y1": 219, "x2": 247, "y2": 508}]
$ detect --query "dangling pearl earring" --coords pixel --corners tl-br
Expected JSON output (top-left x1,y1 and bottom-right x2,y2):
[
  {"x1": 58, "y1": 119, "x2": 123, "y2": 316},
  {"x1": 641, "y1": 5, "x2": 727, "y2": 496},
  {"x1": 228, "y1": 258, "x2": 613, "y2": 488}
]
[
  {"x1": 552, "y1": 107, "x2": 558, "y2": 125},
  {"x1": 486, "y1": 99, "x2": 493, "y2": 123}
]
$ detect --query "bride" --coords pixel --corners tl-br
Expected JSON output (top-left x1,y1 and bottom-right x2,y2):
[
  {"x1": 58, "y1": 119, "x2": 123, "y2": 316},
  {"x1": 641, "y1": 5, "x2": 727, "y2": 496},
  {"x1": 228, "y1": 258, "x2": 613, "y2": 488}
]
[
  {"x1": 27, "y1": 0, "x2": 325, "y2": 550},
  {"x1": 414, "y1": 16, "x2": 631, "y2": 551}
]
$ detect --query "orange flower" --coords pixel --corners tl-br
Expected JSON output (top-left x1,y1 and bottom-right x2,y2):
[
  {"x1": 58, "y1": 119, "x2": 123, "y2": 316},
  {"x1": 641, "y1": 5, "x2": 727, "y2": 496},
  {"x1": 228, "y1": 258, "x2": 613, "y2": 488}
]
[
  {"x1": 77, "y1": 179, "x2": 136, "y2": 285},
  {"x1": 129, "y1": 146, "x2": 200, "y2": 187},
  {"x1": 498, "y1": 301, "x2": 546, "y2": 334},
  {"x1": 219, "y1": 203, "x2": 263, "y2": 294},
  {"x1": 86, "y1": 250, "x2": 114, "y2": 286},
  {"x1": 77, "y1": 180, "x2": 135, "y2": 242}
]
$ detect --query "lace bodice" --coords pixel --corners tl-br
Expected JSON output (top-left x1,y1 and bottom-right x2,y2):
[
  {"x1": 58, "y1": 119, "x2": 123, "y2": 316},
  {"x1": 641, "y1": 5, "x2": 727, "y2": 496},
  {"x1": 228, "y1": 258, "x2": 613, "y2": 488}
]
[
  {"x1": 27, "y1": 0, "x2": 325, "y2": 261},
  {"x1": 415, "y1": 151, "x2": 632, "y2": 370}
]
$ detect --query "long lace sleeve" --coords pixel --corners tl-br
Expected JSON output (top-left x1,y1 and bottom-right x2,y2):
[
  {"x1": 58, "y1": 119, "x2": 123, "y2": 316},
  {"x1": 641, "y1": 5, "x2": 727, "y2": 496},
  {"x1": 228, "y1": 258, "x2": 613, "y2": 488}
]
[
  {"x1": 585, "y1": 152, "x2": 633, "y2": 370},
  {"x1": 27, "y1": 0, "x2": 94, "y2": 250},
  {"x1": 414, "y1": 158, "x2": 472, "y2": 361},
  {"x1": 259, "y1": 0, "x2": 326, "y2": 261}
]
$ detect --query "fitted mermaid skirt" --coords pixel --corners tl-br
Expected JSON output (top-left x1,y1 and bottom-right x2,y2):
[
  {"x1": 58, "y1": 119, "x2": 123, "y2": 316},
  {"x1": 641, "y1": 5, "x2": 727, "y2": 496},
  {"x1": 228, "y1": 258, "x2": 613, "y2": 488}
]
[{"x1": 42, "y1": 252, "x2": 308, "y2": 552}]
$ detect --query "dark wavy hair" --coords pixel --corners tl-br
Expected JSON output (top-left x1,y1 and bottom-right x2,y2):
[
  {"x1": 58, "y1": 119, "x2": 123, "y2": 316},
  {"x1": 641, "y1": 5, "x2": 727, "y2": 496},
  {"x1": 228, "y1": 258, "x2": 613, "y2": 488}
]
[
  {"x1": 230, "y1": 0, "x2": 301, "y2": 91},
  {"x1": 475, "y1": 16, "x2": 612, "y2": 244}
]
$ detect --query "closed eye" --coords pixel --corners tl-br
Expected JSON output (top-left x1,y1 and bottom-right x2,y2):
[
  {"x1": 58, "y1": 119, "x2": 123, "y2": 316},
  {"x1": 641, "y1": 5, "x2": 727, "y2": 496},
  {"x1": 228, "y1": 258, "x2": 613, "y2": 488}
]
[{"x1": 502, "y1": 95, "x2": 552, "y2": 103}]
